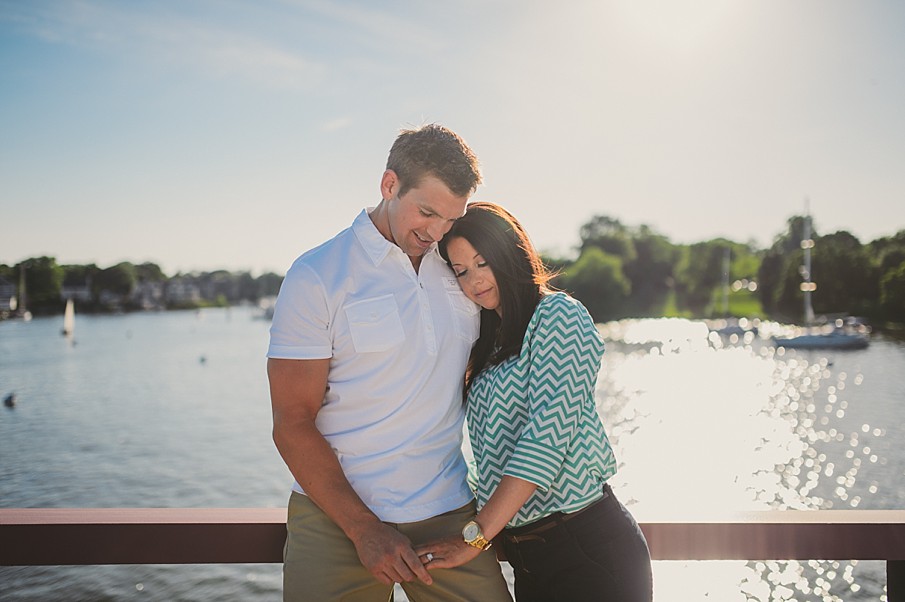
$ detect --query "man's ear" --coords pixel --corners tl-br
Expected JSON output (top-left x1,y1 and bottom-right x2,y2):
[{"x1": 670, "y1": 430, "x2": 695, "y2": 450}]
[{"x1": 380, "y1": 169, "x2": 399, "y2": 201}]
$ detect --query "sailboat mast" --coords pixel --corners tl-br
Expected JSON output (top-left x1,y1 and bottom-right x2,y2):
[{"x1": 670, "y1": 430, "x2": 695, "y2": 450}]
[
  {"x1": 801, "y1": 200, "x2": 816, "y2": 327},
  {"x1": 722, "y1": 247, "x2": 730, "y2": 316}
]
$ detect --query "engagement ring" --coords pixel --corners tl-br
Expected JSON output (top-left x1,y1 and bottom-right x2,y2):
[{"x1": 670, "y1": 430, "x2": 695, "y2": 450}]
[{"x1": 425, "y1": 553, "x2": 434, "y2": 562}]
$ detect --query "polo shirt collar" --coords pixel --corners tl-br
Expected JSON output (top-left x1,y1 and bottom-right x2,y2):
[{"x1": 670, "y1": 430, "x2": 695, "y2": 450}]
[{"x1": 352, "y1": 208, "x2": 441, "y2": 266}]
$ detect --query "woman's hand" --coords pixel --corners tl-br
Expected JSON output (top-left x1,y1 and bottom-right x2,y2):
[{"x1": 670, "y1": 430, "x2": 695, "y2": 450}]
[
  {"x1": 414, "y1": 536, "x2": 483, "y2": 570},
  {"x1": 414, "y1": 476, "x2": 535, "y2": 570}
]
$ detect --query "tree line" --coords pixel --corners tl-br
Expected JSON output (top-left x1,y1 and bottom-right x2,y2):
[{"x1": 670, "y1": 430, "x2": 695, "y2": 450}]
[
  {"x1": 0, "y1": 259, "x2": 283, "y2": 315},
  {"x1": 3, "y1": 213, "x2": 904, "y2": 325},
  {"x1": 548, "y1": 214, "x2": 905, "y2": 326}
]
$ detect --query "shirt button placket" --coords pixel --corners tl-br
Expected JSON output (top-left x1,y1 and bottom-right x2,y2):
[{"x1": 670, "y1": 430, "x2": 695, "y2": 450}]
[{"x1": 418, "y1": 276, "x2": 437, "y2": 355}]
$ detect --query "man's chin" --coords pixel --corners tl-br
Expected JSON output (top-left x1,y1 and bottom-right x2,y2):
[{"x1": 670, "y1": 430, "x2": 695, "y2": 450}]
[{"x1": 407, "y1": 241, "x2": 433, "y2": 256}]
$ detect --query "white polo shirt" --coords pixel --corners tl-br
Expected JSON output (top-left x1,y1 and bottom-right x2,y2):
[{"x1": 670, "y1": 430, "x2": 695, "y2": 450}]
[{"x1": 268, "y1": 209, "x2": 481, "y2": 523}]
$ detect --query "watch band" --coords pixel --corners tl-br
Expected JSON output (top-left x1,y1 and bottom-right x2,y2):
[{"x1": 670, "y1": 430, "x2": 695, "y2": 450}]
[
  {"x1": 466, "y1": 533, "x2": 493, "y2": 550},
  {"x1": 462, "y1": 520, "x2": 493, "y2": 551}
]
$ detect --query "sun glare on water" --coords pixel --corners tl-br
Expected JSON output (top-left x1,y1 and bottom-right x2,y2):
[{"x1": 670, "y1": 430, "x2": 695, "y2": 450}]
[{"x1": 595, "y1": 318, "x2": 881, "y2": 601}]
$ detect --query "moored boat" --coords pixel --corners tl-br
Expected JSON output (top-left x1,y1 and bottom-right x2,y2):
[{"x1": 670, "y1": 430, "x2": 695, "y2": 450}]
[
  {"x1": 771, "y1": 202, "x2": 869, "y2": 351},
  {"x1": 773, "y1": 329, "x2": 869, "y2": 350}
]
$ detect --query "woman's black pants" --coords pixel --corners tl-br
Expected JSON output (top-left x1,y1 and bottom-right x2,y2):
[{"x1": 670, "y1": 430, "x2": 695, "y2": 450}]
[{"x1": 501, "y1": 485, "x2": 653, "y2": 601}]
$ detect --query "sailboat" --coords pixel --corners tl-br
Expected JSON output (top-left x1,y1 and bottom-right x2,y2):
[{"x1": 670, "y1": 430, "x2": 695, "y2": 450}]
[
  {"x1": 62, "y1": 298, "x2": 75, "y2": 337},
  {"x1": 773, "y1": 204, "x2": 869, "y2": 350}
]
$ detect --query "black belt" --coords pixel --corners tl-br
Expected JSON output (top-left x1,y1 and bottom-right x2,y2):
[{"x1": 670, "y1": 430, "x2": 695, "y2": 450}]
[{"x1": 503, "y1": 483, "x2": 611, "y2": 544}]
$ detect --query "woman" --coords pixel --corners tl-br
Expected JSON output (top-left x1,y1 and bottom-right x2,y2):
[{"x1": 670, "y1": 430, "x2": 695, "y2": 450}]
[{"x1": 417, "y1": 202, "x2": 652, "y2": 601}]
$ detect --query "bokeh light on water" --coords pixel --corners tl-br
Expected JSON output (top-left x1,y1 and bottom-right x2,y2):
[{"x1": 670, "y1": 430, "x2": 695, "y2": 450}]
[{"x1": 596, "y1": 318, "x2": 892, "y2": 601}]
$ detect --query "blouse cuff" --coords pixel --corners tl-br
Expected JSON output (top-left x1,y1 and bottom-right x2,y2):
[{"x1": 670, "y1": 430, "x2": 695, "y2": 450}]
[{"x1": 504, "y1": 438, "x2": 564, "y2": 492}]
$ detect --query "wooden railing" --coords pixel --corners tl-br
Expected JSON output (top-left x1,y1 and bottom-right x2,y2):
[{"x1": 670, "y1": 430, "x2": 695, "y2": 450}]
[{"x1": 2, "y1": 509, "x2": 905, "y2": 598}]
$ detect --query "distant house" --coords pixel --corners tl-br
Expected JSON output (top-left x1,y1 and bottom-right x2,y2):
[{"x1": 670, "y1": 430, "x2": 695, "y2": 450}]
[
  {"x1": 98, "y1": 289, "x2": 126, "y2": 310},
  {"x1": 61, "y1": 282, "x2": 93, "y2": 303},
  {"x1": 132, "y1": 280, "x2": 165, "y2": 310},
  {"x1": 166, "y1": 276, "x2": 202, "y2": 305},
  {"x1": 200, "y1": 273, "x2": 240, "y2": 302}
]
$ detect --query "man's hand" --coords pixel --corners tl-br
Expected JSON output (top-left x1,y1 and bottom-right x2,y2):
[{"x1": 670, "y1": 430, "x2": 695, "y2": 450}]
[
  {"x1": 414, "y1": 535, "x2": 482, "y2": 570},
  {"x1": 352, "y1": 521, "x2": 434, "y2": 586}
]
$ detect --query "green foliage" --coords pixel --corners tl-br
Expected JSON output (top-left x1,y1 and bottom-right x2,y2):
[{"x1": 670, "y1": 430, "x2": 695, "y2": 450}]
[
  {"x1": 17, "y1": 257, "x2": 63, "y2": 313},
  {"x1": 868, "y1": 231, "x2": 905, "y2": 271},
  {"x1": 809, "y1": 231, "x2": 877, "y2": 316},
  {"x1": 622, "y1": 227, "x2": 678, "y2": 316},
  {"x1": 556, "y1": 247, "x2": 630, "y2": 322},
  {"x1": 235, "y1": 272, "x2": 258, "y2": 301},
  {"x1": 732, "y1": 251, "x2": 761, "y2": 283},
  {"x1": 726, "y1": 289, "x2": 764, "y2": 318},
  {"x1": 880, "y1": 261, "x2": 905, "y2": 321},
  {"x1": 256, "y1": 272, "x2": 284, "y2": 297},
  {"x1": 673, "y1": 240, "x2": 745, "y2": 316},
  {"x1": 62, "y1": 264, "x2": 100, "y2": 285},
  {"x1": 869, "y1": 231, "x2": 905, "y2": 323},
  {"x1": 660, "y1": 289, "x2": 693, "y2": 318},
  {"x1": 577, "y1": 216, "x2": 677, "y2": 317},
  {"x1": 758, "y1": 215, "x2": 816, "y2": 321},
  {"x1": 756, "y1": 252, "x2": 783, "y2": 315},
  {"x1": 575, "y1": 215, "x2": 764, "y2": 320},
  {"x1": 579, "y1": 216, "x2": 636, "y2": 260},
  {"x1": 764, "y1": 225, "x2": 878, "y2": 320},
  {"x1": 676, "y1": 239, "x2": 729, "y2": 315},
  {"x1": 135, "y1": 262, "x2": 167, "y2": 282},
  {"x1": 96, "y1": 262, "x2": 138, "y2": 297}
]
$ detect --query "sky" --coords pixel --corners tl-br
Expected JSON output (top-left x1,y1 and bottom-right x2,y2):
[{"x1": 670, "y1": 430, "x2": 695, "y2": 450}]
[{"x1": 2, "y1": 0, "x2": 904, "y2": 276}]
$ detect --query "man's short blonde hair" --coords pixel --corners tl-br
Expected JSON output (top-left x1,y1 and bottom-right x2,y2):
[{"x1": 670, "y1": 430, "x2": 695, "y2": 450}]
[{"x1": 386, "y1": 124, "x2": 482, "y2": 198}]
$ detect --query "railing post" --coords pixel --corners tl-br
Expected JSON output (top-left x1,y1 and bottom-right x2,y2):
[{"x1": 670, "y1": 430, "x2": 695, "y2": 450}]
[{"x1": 890, "y1": 560, "x2": 905, "y2": 602}]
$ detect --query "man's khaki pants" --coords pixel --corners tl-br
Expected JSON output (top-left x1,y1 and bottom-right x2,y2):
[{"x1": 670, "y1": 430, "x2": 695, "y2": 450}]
[{"x1": 283, "y1": 492, "x2": 512, "y2": 601}]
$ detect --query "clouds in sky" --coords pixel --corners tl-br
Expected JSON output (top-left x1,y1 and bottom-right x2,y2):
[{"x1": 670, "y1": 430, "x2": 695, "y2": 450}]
[{"x1": 2, "y1": 1, "x2": 903, "y2": 275}]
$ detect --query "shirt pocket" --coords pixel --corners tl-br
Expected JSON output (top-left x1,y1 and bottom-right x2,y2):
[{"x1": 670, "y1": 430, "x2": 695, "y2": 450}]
[
  {"x1": 447, "y1": 289, "x2": 480, "y2": 344},
  {"x1": 343, "y1": 295, "x2": 405, "y2": 353}
]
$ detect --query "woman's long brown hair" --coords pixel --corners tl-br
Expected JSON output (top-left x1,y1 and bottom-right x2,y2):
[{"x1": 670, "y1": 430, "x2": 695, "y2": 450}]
[{"x1": 439, "y1": 202, "x2": 556, "y2": 397}]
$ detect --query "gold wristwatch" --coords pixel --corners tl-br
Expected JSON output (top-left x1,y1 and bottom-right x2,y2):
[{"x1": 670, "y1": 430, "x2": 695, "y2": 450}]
[{"x1": 462, "y1": 520, "x2": 493, "y2": 551}]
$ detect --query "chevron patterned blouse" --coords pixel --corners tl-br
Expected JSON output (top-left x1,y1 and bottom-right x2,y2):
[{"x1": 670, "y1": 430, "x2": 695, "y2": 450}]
[{"x1": 467, "y1": 292, "x2": 617, "y2": 528}]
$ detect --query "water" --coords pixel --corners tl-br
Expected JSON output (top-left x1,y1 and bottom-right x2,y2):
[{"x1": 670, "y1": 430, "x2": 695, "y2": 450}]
[
  {"x1": 599, "y1": 320, "x2": 904, "y2": 601},
  {"x1": 1, "y1": 307, "x2": 288, "y2": 601},
  {"x1": 1, "y1": 308, "x2": 903, "y2": 601}
]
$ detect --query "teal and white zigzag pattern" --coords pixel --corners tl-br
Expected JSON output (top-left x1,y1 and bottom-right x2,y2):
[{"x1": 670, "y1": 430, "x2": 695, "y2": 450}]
[{"x1": 468, "y1": 293, "x2": 617, "y2": 527}]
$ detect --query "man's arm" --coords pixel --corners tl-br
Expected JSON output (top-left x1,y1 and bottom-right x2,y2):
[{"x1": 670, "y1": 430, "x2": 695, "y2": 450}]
[{"x1": 267, "y1": 357, "x2": 432, "y2": 586}]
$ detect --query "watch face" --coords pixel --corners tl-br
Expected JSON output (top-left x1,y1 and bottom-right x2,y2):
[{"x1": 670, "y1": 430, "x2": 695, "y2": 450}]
[{"x1": 463, "y1": 522, "x2": 480, "y2": 540}]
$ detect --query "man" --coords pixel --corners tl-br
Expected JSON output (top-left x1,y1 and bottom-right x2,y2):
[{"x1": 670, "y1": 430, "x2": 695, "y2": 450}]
[{"x1": 267, "y1": 124, "x2": 512, "y2": 601}]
